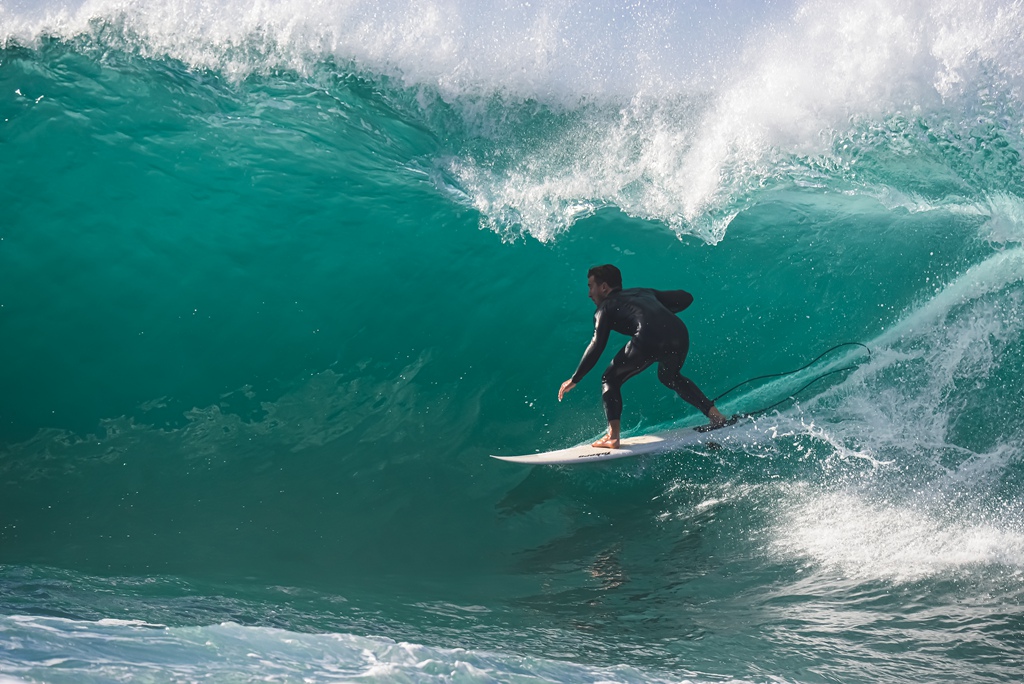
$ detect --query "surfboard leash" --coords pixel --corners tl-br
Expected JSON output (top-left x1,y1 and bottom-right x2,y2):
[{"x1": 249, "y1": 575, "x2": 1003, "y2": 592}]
[{"x1": 713, "y1": 342, "x2": 871, "y2": 419}]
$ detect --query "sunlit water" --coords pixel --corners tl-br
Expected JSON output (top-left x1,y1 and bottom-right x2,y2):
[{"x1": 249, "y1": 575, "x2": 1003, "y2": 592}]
[{"x1": 2, "y1": 0, "x2": 1024, "y2": 681}]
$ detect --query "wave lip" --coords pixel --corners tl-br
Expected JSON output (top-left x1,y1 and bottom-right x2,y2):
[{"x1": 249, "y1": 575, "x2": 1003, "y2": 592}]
[
  {"x1": 6, "y1": 0, "x2": 1022, "y2": 100},
  {"x1": 5, "y1": 0, "x2": 1024, "y2": 240},
  {"x1": 0, "y1": 0, "x2": 745, "y2": 97}
]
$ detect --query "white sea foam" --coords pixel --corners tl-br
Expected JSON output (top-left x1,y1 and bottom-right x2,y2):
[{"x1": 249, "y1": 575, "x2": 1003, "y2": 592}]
[
  {"x1": 442, "y1": 0, "x2": 1024, "y2": 239},
  {"x1": 5, "y1": 0, "x2": 1021, "y2": 104},
  {"x1": 763, "y1": 244, "x2": 1024, "y2": 583},
  {"x1": 774, "y1": 488, "x2": 1024, "y2": 582},
  {"x1": 0, "y1": 615, "x2": 732, "y2": 683},
  {"x1": 0, "y1": 0, "x2": 777, "y2": 96}
]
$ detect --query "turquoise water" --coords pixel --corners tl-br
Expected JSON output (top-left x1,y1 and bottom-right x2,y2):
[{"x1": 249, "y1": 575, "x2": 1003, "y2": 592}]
[{"x1": 2, "y1": 0, "x2": 1024, "y2": 681}]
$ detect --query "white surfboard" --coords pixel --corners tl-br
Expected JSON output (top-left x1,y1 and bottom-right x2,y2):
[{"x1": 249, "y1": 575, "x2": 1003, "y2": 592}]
[{"x1": 491, "y1": 416, "x2": 753, "y2": 465}]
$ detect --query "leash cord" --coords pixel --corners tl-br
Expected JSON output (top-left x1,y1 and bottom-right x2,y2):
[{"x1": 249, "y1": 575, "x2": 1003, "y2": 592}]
[{"x1": 712, "y1": 342, "x2": 871, "y2": 418}]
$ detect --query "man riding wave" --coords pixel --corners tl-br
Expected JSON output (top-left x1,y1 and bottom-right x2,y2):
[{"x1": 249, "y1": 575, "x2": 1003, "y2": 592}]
[{"x1": 558, "y1": 264, "x2": 729, "y2": 449}]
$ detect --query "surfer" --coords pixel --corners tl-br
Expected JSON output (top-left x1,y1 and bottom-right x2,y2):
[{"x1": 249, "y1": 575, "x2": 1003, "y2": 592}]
[{"x1": 558, "y1": 264, "x2": 729, "y2": 448}]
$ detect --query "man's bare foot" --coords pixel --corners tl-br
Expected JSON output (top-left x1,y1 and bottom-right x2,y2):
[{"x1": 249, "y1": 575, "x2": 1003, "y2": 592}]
[
  {"x1": 592, "y1": 434, "x2": 621, "y2": 449},
  {"x1": 696, "y1": 408, "x2": 739, "y2": 432},
  {"x1": 708, "y1": 406, "x2": 727, "y2": 426}
]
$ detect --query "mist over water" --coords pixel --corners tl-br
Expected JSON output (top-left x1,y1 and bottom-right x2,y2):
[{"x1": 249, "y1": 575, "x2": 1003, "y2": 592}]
[{"x1": 2, "y1": 0, "x2": 1024, "y2": 682}]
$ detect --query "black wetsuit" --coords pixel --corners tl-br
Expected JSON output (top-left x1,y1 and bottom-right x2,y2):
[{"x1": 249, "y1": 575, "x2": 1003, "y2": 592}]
[{"x1": 571, "y1": 287, "x2": 714, "y2": 422}]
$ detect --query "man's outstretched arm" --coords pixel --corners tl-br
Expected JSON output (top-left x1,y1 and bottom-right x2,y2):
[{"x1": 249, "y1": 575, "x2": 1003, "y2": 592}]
[{"x1": 559, "y1": 308, "x2": 610, "y2": 400}]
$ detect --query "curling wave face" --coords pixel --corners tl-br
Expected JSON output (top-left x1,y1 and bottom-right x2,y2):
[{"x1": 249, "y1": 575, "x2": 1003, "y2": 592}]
[{"x1": 2, "y1": 0, "x2": 1024, "y2": 681}]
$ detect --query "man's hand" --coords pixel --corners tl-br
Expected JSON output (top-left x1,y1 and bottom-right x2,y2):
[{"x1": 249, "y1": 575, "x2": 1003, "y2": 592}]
[{"x1": 558, "y1": 379, "x2": 576, "y2": 401}]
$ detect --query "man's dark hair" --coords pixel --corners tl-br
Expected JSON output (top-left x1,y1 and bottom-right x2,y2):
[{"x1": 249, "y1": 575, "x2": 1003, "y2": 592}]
[{"x1": 588, "y1": 264, "x2": 622, "y2": 290}]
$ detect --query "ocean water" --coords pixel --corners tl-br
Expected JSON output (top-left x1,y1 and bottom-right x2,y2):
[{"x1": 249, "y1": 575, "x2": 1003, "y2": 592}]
[{"x1": 2, "y1": 0, "x2": 1024, "y2": 681}]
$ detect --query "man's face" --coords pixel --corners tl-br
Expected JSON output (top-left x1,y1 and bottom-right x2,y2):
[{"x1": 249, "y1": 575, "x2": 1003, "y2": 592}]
[{"x1": 588, "y1": 275, "x2": 611, "y2": 305}]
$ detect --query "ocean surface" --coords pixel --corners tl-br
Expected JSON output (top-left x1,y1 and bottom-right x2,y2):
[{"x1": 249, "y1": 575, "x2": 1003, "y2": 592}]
[{"x1": 2, "y1": 0, "x2": 1024, "y2": 681}]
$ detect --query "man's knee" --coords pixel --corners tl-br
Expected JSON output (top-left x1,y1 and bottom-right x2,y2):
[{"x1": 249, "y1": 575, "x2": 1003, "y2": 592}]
[
  {"x1": 601, "y1": 367, "x2": 623, "y2": 390},
  {"x1": 656, "y1": 366, "x2": 678, "y2": 386}
]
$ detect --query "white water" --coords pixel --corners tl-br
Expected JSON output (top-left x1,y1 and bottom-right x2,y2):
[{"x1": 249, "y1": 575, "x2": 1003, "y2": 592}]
[
  {"x1": 0, "y1": 615, "x2": 717, "y2": 684},
  {"x1": 4, "y1": 0, "x2": 1024, "y2": 239},
  {"x1": 760, "y1": 245, "x2": 1024, "y2": 584}
]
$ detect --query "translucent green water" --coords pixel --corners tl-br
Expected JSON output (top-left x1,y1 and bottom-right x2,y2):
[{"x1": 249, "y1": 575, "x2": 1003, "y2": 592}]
[{"x1": 2, "y1": 1, "x2": 1024, "y2": 681}]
